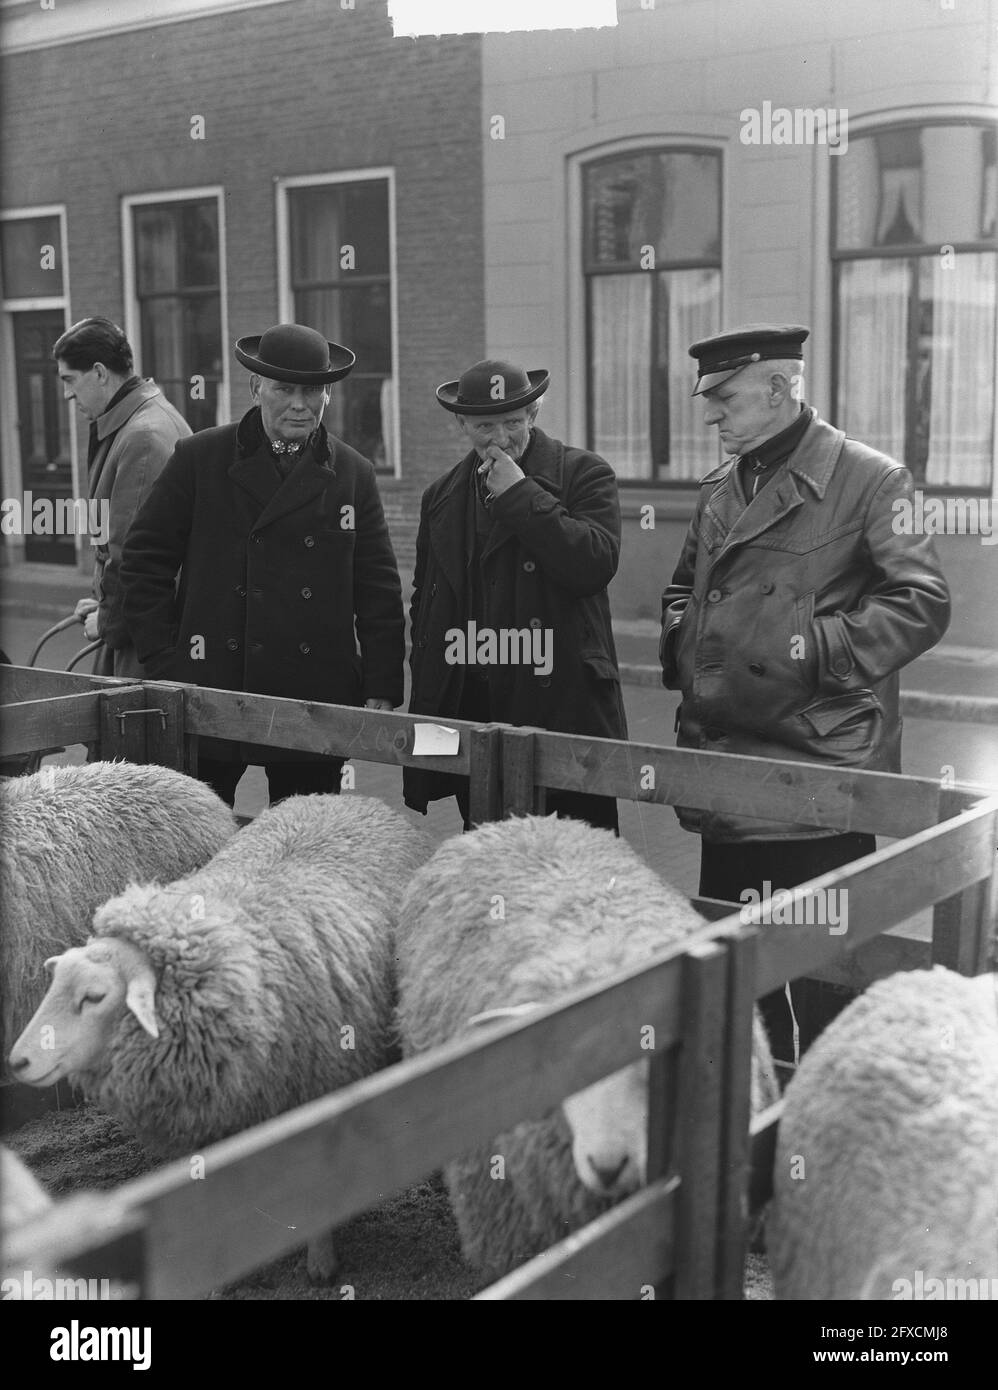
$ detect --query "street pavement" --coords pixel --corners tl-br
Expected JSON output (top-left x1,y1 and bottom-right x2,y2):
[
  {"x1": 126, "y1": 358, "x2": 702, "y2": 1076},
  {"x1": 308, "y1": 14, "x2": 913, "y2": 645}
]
[{"x1": 2, "y1": 576, "x2": 996, "y2": 898}]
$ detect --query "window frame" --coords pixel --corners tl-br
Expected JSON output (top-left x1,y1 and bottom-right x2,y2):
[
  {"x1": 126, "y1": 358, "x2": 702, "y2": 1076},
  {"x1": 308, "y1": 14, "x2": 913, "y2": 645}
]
[
  {"x1": 0, "y1": 203, "x2": 80, "y2": 550},
  {"x1": 275, "y1": 167, "x2": 400, "y2": 479},
  {"x1": 829, "y1": 115, "x2": 998, "y2": 498},
  {"x1": 573, "y1": 140, "x2": 726, "y2": 488},
  {"x1": 121, "y1": 186, "x2": 230, "y2": 429}
]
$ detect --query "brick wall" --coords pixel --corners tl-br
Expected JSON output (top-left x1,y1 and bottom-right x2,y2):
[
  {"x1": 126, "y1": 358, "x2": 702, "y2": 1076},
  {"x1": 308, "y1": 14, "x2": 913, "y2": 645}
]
[{"x1": 0, "y1": 0, "x2": 486, "y2": 578}]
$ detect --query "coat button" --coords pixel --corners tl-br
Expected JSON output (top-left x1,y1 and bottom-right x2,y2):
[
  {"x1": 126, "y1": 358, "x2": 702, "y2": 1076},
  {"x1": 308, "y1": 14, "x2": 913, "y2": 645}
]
[
  {"x1": 251, "y1": 641, "x2": 263, "y2": 654},
  {"x1": 430, "y1": 583, "x2": 437, "y2": 597},
  {"x1": 523, "y1": 560, "x2": 536, "y2": 573},
  {"x1": 539, "y1": 676, "x2": 551, "y2": 687},
  {"x1": 304, "y1": 535, "x2": 315, "y2": 548},
  {"x1": 299, "y1": 642, "x2": 311, "y2": 655},
  {"x1": 529, "y1": 618, "x2": 541, "y2": 628},
  {"x1": 418, "y1": 637, "x2": 427, "y2": 648},
  {"x1": 760, "y1": 581, "x2": 774, "y2": 594},
  {"x1": 749, "y1": 662, "x2": 766, "y2": 676},
  {"x1": 707, "y1": 588, "x2": 723, "y2": 603},
  {"x1": 235, "y1": 585, "x2": 246, "y2": 597},
  {"x1": 226, "y1": 638, "x2": 239, "y2": 651},
  {"x1": 301, "y1": 587, "x2": 312, "y2": 600},
  {"x1": 251, "y1": 533, "x2": 262, "y2": 544}
]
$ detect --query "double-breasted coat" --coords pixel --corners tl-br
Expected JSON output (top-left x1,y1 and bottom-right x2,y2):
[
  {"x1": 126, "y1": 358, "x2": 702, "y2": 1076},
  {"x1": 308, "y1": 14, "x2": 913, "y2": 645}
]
[
  {"x1": 120, "y1": 408, "x2": 404, "y2": 762},
  {"x1": 403, "y1": 426, "x2": 628, "y2": 813},
  {"x1": 660, "y1": 408, "x2": 951, "y2": 841}
]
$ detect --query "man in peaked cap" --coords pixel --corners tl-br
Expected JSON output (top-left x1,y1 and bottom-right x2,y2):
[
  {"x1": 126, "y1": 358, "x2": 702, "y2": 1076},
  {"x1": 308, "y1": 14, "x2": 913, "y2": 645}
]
[
  {"x1": 403, "y1": 359, "x2": 627, "y2": 831},
  {"x1": 120, "y1": 323, "x2": 404, "y2": 807},
  {"x1": 660, "y1": 324, "x2": 950, "y2": 1059}
]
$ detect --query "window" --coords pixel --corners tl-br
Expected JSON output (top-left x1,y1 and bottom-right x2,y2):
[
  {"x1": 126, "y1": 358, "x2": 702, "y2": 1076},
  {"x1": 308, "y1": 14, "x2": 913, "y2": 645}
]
[
  {"x1": 0, "y1": 208, "x2": 74, "y2": 563},
  {"x1": 583, "y1": 148, "x2": 722, "y2": 481},
  {"x1": 282, "y1": 175, "x2": 396, "y2": 472},
  {"x1": 128, "y1": 194, "x2": 225, "y2": 433},
  {"x1": 833, "y1": 121, "x2": 997, "y2": 490}
]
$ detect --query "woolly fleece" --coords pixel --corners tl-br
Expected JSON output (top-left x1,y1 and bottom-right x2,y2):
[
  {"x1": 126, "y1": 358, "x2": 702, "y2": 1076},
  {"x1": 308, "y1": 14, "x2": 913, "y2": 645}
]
[
  {"x1": 769, "y1": 966, "x2": 998, "y2": 1299},
  {"x1": 396, "y1": 812, "x2": 779, "y2": 1282},
  {"x1": 1, "y1": 761, "x2": 236, "y2": 1056},
  {"x1": 84, "y1": 793, "x2": 431, "y2": 1157}
]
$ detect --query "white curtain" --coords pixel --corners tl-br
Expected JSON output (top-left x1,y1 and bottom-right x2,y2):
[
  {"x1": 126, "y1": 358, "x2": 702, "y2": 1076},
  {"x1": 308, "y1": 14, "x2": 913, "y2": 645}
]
[
  {"x1": 837, "y1": 258, "x2": 909, "y2": 458},
  {"x1": 667, "y1": 268, "x2": 721, "y2": 479},
  {"x1": 925, "y1": 253, "x2": 996, "y2": 488},
  {"x1": 590, "y1": 274, "x2": 651, "y2": 479}
]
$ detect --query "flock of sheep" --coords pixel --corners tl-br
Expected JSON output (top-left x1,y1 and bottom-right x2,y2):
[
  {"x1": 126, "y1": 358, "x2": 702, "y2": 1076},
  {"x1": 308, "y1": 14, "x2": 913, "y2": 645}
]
[{"x1": 2, "y1": 760, "x2": 996, "y2": 1299}]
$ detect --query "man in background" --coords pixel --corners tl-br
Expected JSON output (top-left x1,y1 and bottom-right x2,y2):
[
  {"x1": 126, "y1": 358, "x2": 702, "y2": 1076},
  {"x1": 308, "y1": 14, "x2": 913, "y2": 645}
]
[{"x1": 54, "y1": 316, "x2": 191, "y2": 677}]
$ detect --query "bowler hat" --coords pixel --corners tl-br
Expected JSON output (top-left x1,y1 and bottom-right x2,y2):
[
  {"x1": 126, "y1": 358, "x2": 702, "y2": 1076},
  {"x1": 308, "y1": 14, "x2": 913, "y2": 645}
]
[
  {"x1": 436, "y1": 359, "x2": 550, "y2": 415},
  {"x1": 234, "y1": 323, "x2": 355, "y2": 384},
  {"x1": 689, "y1": 324, "x2": 809, "y2": 396}
]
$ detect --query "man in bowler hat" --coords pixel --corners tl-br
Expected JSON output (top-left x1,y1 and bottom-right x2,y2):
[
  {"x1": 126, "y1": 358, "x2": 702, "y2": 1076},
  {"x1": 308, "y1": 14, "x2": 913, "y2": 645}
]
[
  {"x1": 404, "y1": 359, "x2": 627, "y2": 831},
  {"x1": 660, "y1": 324, "x2": 950, "y2": 1056},
  {"x1": 120, "y1": 323, "x2": 404, "y2": 807}
]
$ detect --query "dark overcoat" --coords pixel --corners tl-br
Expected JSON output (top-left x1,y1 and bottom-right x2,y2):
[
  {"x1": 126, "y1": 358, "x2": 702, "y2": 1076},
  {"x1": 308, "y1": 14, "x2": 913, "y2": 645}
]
[
  {"x1": 660, "y1": 408, "x2": 951, "y2": 841},
  {"x1": 403, "y1": 426, "x2": 628, "y2": 813},
  {"x1": 120, "y1": 408, "x2": 404, "y2": 762}
]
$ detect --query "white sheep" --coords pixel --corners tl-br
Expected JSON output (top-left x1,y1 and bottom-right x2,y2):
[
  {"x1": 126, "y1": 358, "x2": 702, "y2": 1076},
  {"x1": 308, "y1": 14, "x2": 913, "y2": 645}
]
[
  {"x1": 395, "y1": 813, "x2": 780, "y2": 1283},
  {"x1": 768, "y1": 965, "x2": 998, "y2": 1300},
  {"x1": 9, "y1": 793, "x2": 432, "y2": 1282},
  {"x1": 0, "y1": 760, "x2": 237, "y2": 1057}
]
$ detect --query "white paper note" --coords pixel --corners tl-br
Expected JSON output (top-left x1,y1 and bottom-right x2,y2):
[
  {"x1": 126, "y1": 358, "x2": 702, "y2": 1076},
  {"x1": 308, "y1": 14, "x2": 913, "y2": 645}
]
[{"x1": 412, "y1": 723, "x2": 461, "y2": 756}]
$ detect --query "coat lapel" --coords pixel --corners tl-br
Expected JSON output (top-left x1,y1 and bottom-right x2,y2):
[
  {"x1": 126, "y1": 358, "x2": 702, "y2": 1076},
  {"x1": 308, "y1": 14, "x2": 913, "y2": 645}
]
[{"x1": 228, "y1": 430, "x2": 335, "y2": 527}]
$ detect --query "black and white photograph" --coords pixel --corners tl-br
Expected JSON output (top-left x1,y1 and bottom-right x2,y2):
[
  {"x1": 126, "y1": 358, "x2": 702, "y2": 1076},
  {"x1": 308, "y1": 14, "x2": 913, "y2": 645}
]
[{"x1": 0, "y1": 0, "x2": 995, "y2": 1352}]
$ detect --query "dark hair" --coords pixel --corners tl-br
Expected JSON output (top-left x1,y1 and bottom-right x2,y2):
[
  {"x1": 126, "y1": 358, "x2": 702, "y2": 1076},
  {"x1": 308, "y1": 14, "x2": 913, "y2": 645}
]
[{"x1": 52, "y1": 317, "x2": 133, "y2": 375}]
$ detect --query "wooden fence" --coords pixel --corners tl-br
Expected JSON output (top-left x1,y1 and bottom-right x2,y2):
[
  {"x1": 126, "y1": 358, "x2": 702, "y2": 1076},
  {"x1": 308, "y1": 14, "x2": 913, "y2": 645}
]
[{"x1": 2, "y1": 667, "x2": 995, "y2": 1300}]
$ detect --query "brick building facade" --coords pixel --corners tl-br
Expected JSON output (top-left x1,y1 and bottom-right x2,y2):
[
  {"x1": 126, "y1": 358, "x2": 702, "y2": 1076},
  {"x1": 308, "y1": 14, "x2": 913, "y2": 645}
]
[{"x1": 0, "y1": 0, "x2": 485, "y2": 584}]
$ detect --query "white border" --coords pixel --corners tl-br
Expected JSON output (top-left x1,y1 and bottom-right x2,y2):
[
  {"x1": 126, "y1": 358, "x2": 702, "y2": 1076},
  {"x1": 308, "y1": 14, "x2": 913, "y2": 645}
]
[
  {"x1": 121, "y1": 186, "x2": 230, "y2": 427},
  {"x1": 0, "y1": 203, "x2": 79, "y2": 558},
  {"x1": 275, "y1": 167, "x2": 401, "y2": 478}
]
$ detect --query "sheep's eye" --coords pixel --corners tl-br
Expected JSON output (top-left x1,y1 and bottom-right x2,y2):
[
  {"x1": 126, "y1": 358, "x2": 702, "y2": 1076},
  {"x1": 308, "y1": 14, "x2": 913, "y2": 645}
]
[{"x1": 77, "y1": 993, "x2": 106, "y2": 1011}]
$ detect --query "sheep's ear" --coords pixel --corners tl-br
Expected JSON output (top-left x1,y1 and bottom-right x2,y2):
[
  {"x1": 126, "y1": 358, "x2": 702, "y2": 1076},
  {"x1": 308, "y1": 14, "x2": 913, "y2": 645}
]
[
  {"x1": 43, "y1": 956, "x2": 61, "y2": 972},
  {"x1": 124, "y1": 976, "x2": 160, "y2": 1038},
  {"x1": 466, "y1": 1003, "x2": 540, "y2": 1029}
]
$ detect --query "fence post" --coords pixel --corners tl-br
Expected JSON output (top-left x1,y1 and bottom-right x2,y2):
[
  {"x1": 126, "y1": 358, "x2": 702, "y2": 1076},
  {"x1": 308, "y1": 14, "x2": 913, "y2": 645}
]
[
  {"x1": 713, "y1": 924, "x2": 760, "y2": 1300},
  {"x1": 97, "y1": 686, "x2": 148, "y2": 762},
  {"x1": 931, "y1": 789, "x2": 996, "y2": 975},
  {"x1": 500, "y1": 727, "x2": 537, "y2": 818},
  {"x1": 467, "y1": 724, "x2": 502, "y2": 825},
  {"x1": 673, "y1": 938, "x2": 728, "y2": 1300},
  {"x1": 142, "y1": 683, "x2": 189, "y2": 771}
]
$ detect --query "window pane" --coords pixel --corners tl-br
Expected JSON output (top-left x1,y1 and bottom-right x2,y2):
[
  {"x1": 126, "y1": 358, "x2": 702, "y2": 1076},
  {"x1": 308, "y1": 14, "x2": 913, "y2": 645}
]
[
  {"x1": 179, "y1": 201, "x2": 219, "y2": 289},
  {"x1": 837, "y1": 258, "x2": 910, "y2": 461},
  {"x1": 135, "y1": 207, "x2": 180, "y2": 293},
  {"x1": 658, "y1": 267, "x2": 721, "y2": 480},
  {"x1": 290, "y1": 181, "x2": 389, "y2": 283},
  {"x1": 923, "y1": 253, "x2": 996, "y2": 488},
  {"x1": 585, "y1": 151, "x2": 720, "y2": 267},
  {"x1": 295, "y1": 284, "x2": 391, "y2": 373},
  {"x1": 589, "y1": 273, "x2": 652, "y2": 478},
  {"x1": 1, "y1": 216, "x2": 62, "y2": 297},
  {"x1": 837, "y1": 124, "x2": 998, "y2": 249}
]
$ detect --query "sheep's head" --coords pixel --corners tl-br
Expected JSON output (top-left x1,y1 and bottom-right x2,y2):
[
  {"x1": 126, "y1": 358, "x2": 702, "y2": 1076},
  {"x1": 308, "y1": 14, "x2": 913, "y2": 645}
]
[
  {"x1": 465, "y1": 1005, "x2": 647, "y2": 1200},
  {"x1": 8, "y1": 938, "x2": 159, "y2": 1086}
]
